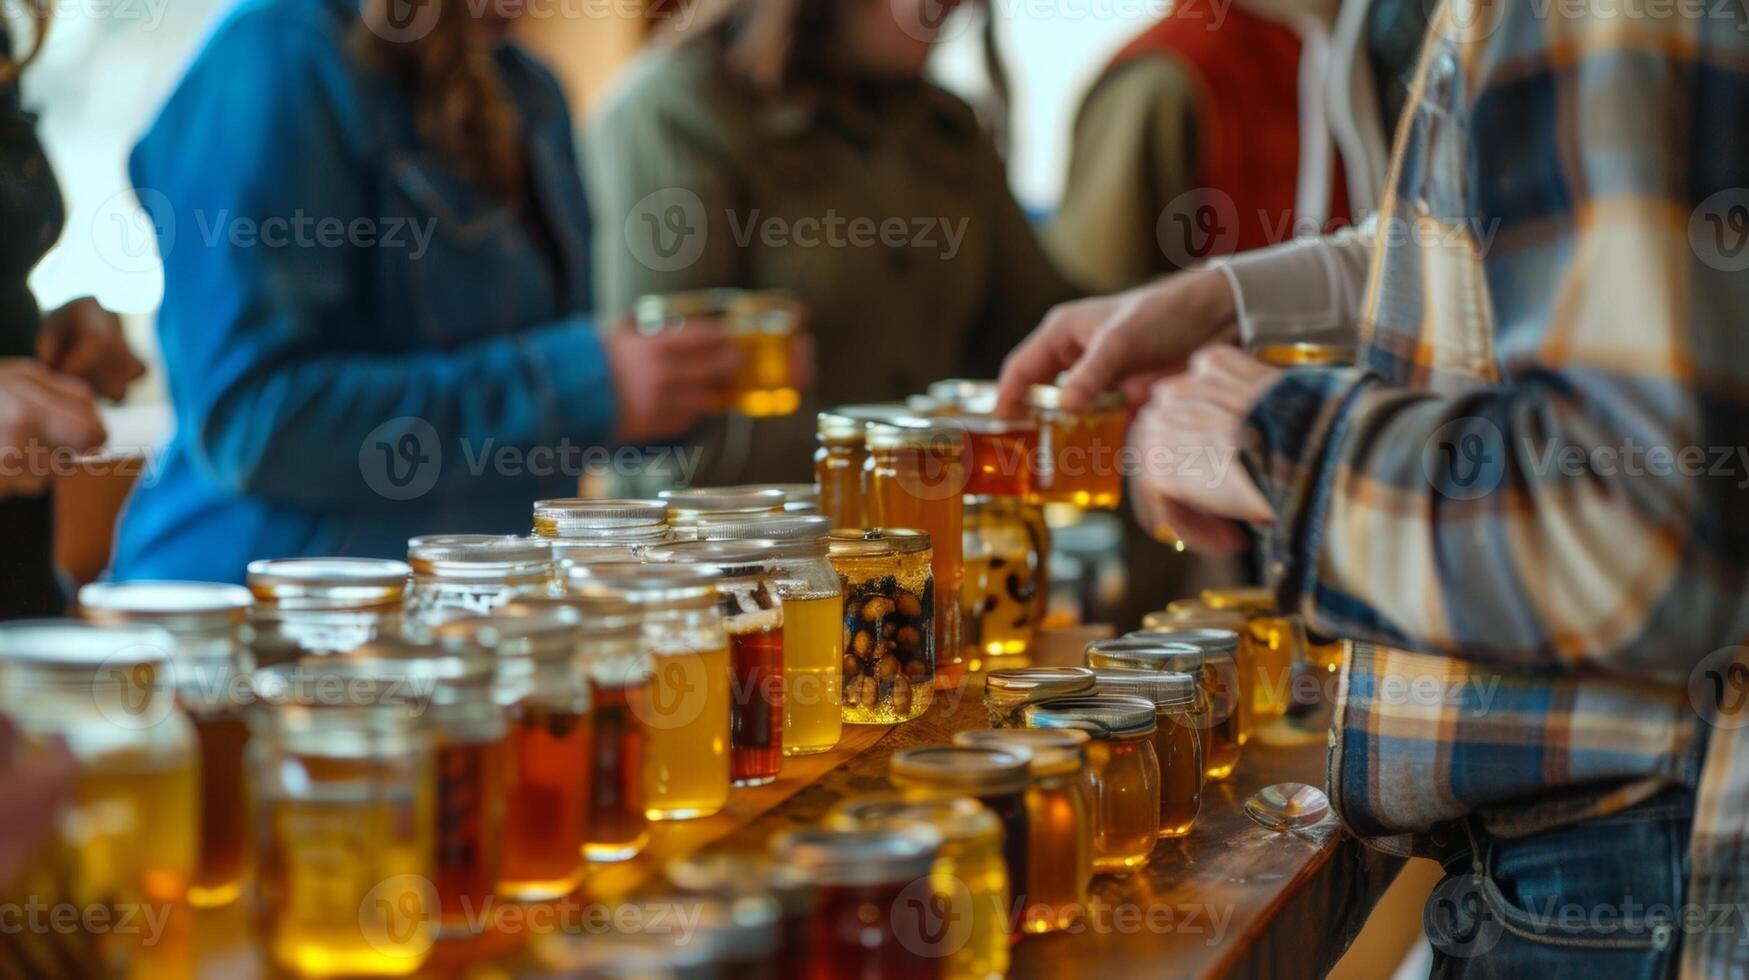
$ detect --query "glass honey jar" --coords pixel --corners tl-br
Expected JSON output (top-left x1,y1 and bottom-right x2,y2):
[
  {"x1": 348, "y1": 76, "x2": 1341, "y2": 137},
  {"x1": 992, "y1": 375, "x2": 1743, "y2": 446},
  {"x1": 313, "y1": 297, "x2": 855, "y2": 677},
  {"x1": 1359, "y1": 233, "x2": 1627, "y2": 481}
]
[
  {"x1": 1090, "y1": 669, "x2": 1205, "y2": 838},
  {"x1": 865, "y1": 421, "x2": 968, "y2": 683},
  {"x1": 770, "y1": 825, "x2": 943, "y2": 980},
  {"x1": 827, "y1": 529, "x2": 936, "y2": 723},
  {"x1": 661, "y1": 486, "x2": 788, "y2": 540},
  {"x1": 815, "y1": 412, "x2": 869, "y2": 531},
  {"x1": 983, "y1": 666, "x2": 1096, "y2": 727},
  {"x1": 78, "y1": 582, "x2": 257, "y2": 910},
  {"x1": 636, "y1": 289, "x2": 806, "y2": 419},
  {"x1": 0, "y1": 622, "x2": 199, "y2": 910},
  {"x1": 964, "y1": 496, "x2": 1047, "y2": 660},
  {"x1": 1202, "y1": 587, "x2": 1306, "y2": 722},
  {"x1": 1143, "y1": 604, "x2": 1258, "y2": 744},
  {"x1": 666, "y1": 853, "x2": 816, "y2": 978},
  {"x1": 889, "y1": 745, "x2": 1030, "y2": 910},
  {"x1": 825, "y1": 795, "x2": 1009, "y2": 980},
  {"x1": 699, "y1": 516, "x2": 842, "y2": 756},
  {"x1": 563, "y1": 562, "x2": 729, "y2": 827},
  {"x1": 1023, "y1": 696, "x2": 1160, "y2": 873},
  {"x1": 1096, "y1": 633, "x2": 1243, "y2": 781},
  {"x1": 405, "y1": 535, "x2": 554, "y2": 633},
  {"x1": 1025, "y1": 384, "x2": 1127, "y2": 509},
  {"x1": 435, "y1": 612, "x2": 597, "y2": 902},
  {"x1": 247, "y1": 557, "x2": 410, "y2": 662},
  {"x1": 248, "y1": 666, "x2": 435, "y2": 977},
  {"x1": 531, "y1": 498, "x2": 670, "y2": 568},
  {"x1": 953, "y1": 727, "x2": 1093, "y2": 935},
  {"x1": 956, "y1": 416, "x2": 1038, "y2": 499}
]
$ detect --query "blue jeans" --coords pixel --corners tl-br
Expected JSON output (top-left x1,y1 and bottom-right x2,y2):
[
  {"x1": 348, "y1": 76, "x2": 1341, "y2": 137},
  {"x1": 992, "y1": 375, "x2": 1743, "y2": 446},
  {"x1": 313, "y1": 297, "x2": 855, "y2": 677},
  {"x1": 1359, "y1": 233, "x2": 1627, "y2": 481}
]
[{"x1": 1426, "y1": 790, "x2": 1692, "y2": 979}]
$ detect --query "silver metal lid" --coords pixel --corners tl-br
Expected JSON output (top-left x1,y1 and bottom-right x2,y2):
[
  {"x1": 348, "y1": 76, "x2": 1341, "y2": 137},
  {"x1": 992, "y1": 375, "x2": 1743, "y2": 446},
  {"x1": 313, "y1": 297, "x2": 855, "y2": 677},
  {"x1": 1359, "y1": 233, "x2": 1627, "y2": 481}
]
[
  {"x1": 0, "y1": 620, "x2": 174, "y2": 667},
  {"x1": 659, "y1": 487, "x2": 787, "y2": 517},
  {"x1": 1023, "y1": 695, "x2": 1158, "y2": 737},
  {"x1": 533, "y1": 498, "x2": 668, "y2": 535},
  {"x1": 1091, "y1": 668, "x2": 1202, "y2": 709},
  {"x1": 985, "y1": 666, "x2": 1096, "y2": 696},
  {"x1": 770, "y1": 826, "x2": 941, "y2": 886},
  {"x1": 698, "y1": 515, "x2": 829, "y2": 544},
  {"x1": 407, "y1": 534, "x2": 552, "y2": 566},
  {"x1": 926, "y1": 378, "x2": 1000, "y2": 414},
  {"x1": 79, "y1": 581, "x2": 253, "y2": 630},
  {"x1": 1116, "y1": 628, "x2": 1241, "y2": 657},
  {"x1": 831, "y1": 403, "x2": 922, "y2": 425}
]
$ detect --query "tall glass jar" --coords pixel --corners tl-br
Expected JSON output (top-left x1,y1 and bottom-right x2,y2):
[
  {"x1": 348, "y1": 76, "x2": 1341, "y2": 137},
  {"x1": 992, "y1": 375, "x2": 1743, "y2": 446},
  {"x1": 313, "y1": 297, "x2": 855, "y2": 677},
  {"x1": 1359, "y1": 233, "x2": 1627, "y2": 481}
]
[
  {"x1": 78, "y1": 581, "x2": 256, "y2": 909},
  {"x1": 1025, "y1": 384, "x2": 1127, "y2": 509},
  {"x1": 953, "y1": 727, "x2": 1094, "y2": 935},
  {"x1": 770, "y1": 826, "x2": 943, "y2": 980},
  {"x1": 247, "y1": 557, "x2": 410, "y2": 662},
  {"x1": 405, "y1": 535, "x2": 553, "y2": 632},
  {"x1": 815, "y1": 412, "x2": 868, "y2": 531},
  {"x1": 436, "y1": 612, "x2": 596, "y2": 902},
  {"x1": 1090, "y1": 669, "x2": 1205, "y2": 838},
  {"x1": 248, "y1": 668, "x2": 435, "y2": 978},
  {"x1": 660, "y1": 486, "x2": 787, "y2": 540},
  {"x1": 699, "y1": 516, "x2": 842, "y2": 755},
  {"x1": 866, "y1": 422, "x2": 967, "y2": 684},
  {"x1": 827, "y1": 529, "x2": 936, "y2": 723},
  {"x1": 0, "y1": 622, "x2": 198, "y2": 909},
  {"x1": 646, "y1": 541, "x2": 786, "y2": 786},
  {"x1": 335, "y1": 643, "x2": 507, "y2": 935},
  {"x1": 964, "y1": 496, "x2": 1047, "y2": 660},
  {"x1": 532, "y1": 498, "x2": 670, "y2": 569},
  {"x1": 888, "y1": 745, "x2": 1030, "y2": 910},
  {"x1": 1095, "y1": 633, "x2": 1243, "y2": 781},
  {"x1": 1023, "y1": 696, "x2": 1160, "y2": 873},
  {"x1": 825, "y1": 795, "x2": 1009, "y2": 980},
  {"x1": 564, "y1": 563, "x2": 730, "y2": 824},
  {"x1": 725, "y1": 290, "x2": 805, "y2": 418},
  {"x1": 1202, "y1": 587, "x2": 1305, "y2": 722},
  {"x1": 983, "y1": 666, "x2": 1095, "y2": 727}
]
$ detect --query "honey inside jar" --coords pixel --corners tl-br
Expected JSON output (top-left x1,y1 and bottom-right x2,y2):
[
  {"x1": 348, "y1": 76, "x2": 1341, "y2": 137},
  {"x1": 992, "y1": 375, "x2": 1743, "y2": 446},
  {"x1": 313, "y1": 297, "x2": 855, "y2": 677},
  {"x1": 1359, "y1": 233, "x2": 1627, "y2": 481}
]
[
  {"x1": 636, "y1": 289, "x2": 805, "y2": 419},
  {"x1": 1098, "y1": 632, "x2": 1243, "y2": 783},
  {"x1": 1145, "y1": 603, "x2": 1258, "y2": 746},
  {"x1": 889, "y1": 746, "x2": 1031, "y2": 909},
  {"x1": 828, "y1": 529, "x2": 937, "y2": 723},
  {"x1": 1090, "y1": 669, "x2": 1205, "y2": 838},
  {"x1": 1203, "y1": 587, "x2": 1303, "y2": 723},
  {"x1": 1024, "y1": 697, "x2": 1160, "y2": 873},
  {"x1": 815, "y1": 412, "x2": 869, "y2": 530},
  {"x1": 1252, "y1": 341, "x2": 1356, "y2": 367},
  {"x1": 964, "y1": 496, "x2": 1047, "y2": 659},
  {"x1": 866, "y1": 422, "x2": 968, "y2": 683},
  {"x1": 1025, "y1": 384, "x2": 1127, "y2": 510},
  {"x1": 771, "y1": 826, "x2": 943, "y2": 980},
  {"x1": 956, "y1": 416, "x2": 1037, "y2": 498}
]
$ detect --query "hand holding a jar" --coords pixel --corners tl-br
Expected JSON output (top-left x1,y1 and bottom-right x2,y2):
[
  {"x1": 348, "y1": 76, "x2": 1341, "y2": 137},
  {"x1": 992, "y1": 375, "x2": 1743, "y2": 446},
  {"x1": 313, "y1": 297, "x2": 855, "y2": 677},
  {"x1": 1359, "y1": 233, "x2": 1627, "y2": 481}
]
[
  {"x1": 602, "y1": 316, "x2": 742, "y2": 443},
  {"x1": 0, "y1": 715, "x2": 75, "y2": 889}
]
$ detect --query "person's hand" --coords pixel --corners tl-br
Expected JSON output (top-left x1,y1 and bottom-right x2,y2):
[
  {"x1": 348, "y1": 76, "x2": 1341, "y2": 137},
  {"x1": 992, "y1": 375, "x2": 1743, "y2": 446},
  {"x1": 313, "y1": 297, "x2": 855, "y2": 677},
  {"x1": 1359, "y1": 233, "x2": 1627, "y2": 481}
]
[
  {"x1": 0, "y1": 716, "x2": 74, "y2": 889},
  {"x1": 37, "y1": 297, "x2": 145, "y2": 402},
  {"x1": 996, "y1": 267, "x2": 1238, "y2": 417},
  {"x1": 603, "y1": 318, "x2": 740, "y2": 443},
  {"x1": 0, "y1": 359, "x2": 107, "y2": 500},
  {"x1": 1129, "y1": 345, "x2": 1279, "y2": 555}
]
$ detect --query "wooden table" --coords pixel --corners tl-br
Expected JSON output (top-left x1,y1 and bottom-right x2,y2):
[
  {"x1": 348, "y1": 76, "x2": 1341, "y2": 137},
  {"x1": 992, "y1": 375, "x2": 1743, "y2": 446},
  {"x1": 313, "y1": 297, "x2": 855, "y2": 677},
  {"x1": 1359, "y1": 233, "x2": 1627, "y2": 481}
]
[{"x1": 140, "y1": 630, "x2": 1400, "y2": 979}]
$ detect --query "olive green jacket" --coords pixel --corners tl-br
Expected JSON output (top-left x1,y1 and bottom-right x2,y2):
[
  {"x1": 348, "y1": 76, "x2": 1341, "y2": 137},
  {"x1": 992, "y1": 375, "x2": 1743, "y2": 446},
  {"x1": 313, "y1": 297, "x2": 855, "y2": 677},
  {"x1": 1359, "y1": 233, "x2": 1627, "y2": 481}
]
[{"x1": 587, "y1": 45, "x2": 1076, "y2": 484}]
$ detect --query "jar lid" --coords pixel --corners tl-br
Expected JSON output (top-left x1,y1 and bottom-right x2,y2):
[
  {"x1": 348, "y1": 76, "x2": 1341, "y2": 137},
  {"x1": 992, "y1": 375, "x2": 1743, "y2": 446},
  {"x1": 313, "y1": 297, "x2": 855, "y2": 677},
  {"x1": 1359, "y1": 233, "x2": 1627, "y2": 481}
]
[
  {"x1": 0, "y1": 620, "x2": 174, "y2": 667},
  {"x1": 832, "y1": 403, "x2": 923, "y2": 425},
  {"x1": 889, "y1": 745, "x2": 1031, "y2": 795},
  {"x1": 434, "y1": 612, "x2": 580, "y2": 663},
  {"x1": 827, "y1": 527, "x2": 931, "y2": 557},
  {"x1": 246, "y1": 558, "x2": 412, "y2": 608},
  {"x1": 551, "y1": 544, "x2": 649, "y2": 569},
  {"x1": 407, "y1": 534, "x2": 552, "y2": 567},
  {"x1": 952, "y1": 414, "x2": 1038, "y2": 435},
  {"x1": 865, "y1": 421, "x2": 965, "y2": 452},
  {"x1": 1091, "y1": 668, "x2": 1201, "y2": 709},
  {"x1": 664, "y1": 853, "x2": 814, "y2": 914},
  {"x1": 926, "y1": 378, "x2": 999, "y2": 414},
  {"x1": 699, "y1": 514, "x2": 829, "y2": 544},
  {"x1": 953, "y1": 728, "x2": 1088, "y2": 776},
  {"x1": 816, "y1": 411, "x2": 866, "y2": 442},
  {"x1": 1025, "y1": 383, "x2": 1125, "y2": 412},
  {"x1": 1023, "y1": 695, "x2": 1158, "y2": 737},
  {"x1": 533, "y1": 498, "x2": 668, "y2": 533},
  {"x1": 825, "y1": 794, "x2": 1000, "y2": 846},
  {"x1": 675, "y1": 894, "x2": 783, "y2": 963},
  {"x1": 644, "y1": 540, "x2": 779, "y2": 579},
  {"x1": 660, "y1": 487, "x2": 788, "y2": 518},
  {"x1": 741, "y1": 483, "x2": 819, "y2": 511},
  {"x1": 79, "y1": 581, "x2": 253, "y2": 629},
  {"x1": 634, "y1": 289, "x2": 738, "y2": 323},
  {"x1": 1201, "y1": 586, "x2": 1277, "y2": 614},
  {"x1": 1116, "y1": 629, "x2": 1241, "y2": 658},
  {"x1": 770, "y1": 826, "x2": 941, "y2": 886},
  {"x1": 985, "y1": 666, "x2": 1096, "y2": 699}
]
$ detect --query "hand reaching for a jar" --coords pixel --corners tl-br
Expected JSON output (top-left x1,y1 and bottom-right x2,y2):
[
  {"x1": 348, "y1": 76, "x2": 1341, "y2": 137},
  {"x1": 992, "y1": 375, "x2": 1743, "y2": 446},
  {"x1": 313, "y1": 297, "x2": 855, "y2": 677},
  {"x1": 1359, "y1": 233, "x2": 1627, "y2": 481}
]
[
  {"x1": 603, "y1": 318, "x2": 741, "y2": 444},
  {"x1": 0, "y1": 715, "x2": 74, "y2": 889},
  {"x1": 0, "y1": 359, "x2": 108, "y2": 500}
]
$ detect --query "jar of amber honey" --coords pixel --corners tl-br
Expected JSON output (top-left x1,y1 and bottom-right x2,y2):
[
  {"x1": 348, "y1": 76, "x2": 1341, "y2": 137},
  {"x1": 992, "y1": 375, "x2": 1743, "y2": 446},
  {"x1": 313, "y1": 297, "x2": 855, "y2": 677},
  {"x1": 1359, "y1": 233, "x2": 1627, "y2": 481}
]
[
  {"x1": 826, "y1": 795, "x2": 1009, "y2": 980},
  {"x1": 660, "y1": 486, "x2": 788, "y2": 540},
  {"x1": 1023, "y1": 696, "x2": 1160, "y2": 873},
  {"x1": 405, "y1": 535, "x2": 553, "y2": 632},
  {"x1": 532, "y1": 498, "x2": 670, "y2": 568},
  {"x1": 770, "y1": 825, "x2": 943, "y2": 980},
  {"x1": 248, "y1": 666, "x2": 435, "y2": 978},
  {"x1": 436, "y1": 612, "x2": 597, "y2": 902},
  {"x1": 1025, "y1": 384, "x2": 1127, "y2": 509},
  {"x1": 964, "y1": 496, "x2": 1047, "y2": 660},
  {"x1": 827, "y1": 529, "x2": 936, "y2": 723},
  {"x1": 1094, "y1": 633, "x2": 1242, "y2": 781},
  {"x1": 956, "y1": 416, "x2": 1038, "y2": 498},
  {"x1": 1090, "y1": 669, "x2": 1205, "y2": 838},
  {"x1": 953, "y1": 727, "x2": 1094, "y2": 935},
  {"x1": 983, "y1": 666, "x2": 1096, "y2": 727},
  {"x1": 815, "y1": 412, "x2": 869, "y2": 530},
  {"x1": 1202, "y1": 587, "x2": 1306, "y2": 722},
  {"x1": 247, "y1": 557, "x2": 410, "y2": 662},
  {"x1": 1142, "y1": 605, "x2": 1258, "y2": 743},
  {"x1": 699, "y1": 515, "x2": 842, "y2": 756},
  {"x1": 78, "y1": 582, "x2": 256, "y2": 910},
  {"x1": 636, "y1": 289, "x2": 806, "y2": 419},
  {"x1": 889, "y1": 745, "x2": 1030, "y2": 910},
  {"x1": 0, "y1": 622, "x2": 198, "y2": 910},
  {"x1": 866, "y1": 421, "x2": 968, "y2": 682}
]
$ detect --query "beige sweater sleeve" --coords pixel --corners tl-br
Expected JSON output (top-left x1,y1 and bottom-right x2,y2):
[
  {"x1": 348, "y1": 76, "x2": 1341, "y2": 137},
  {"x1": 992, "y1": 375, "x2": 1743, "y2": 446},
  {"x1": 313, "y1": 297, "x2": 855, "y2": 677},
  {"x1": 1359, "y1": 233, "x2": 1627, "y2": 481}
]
[{"x1": 1215, "y1": 218, "x2": 1374, "y2": 347}]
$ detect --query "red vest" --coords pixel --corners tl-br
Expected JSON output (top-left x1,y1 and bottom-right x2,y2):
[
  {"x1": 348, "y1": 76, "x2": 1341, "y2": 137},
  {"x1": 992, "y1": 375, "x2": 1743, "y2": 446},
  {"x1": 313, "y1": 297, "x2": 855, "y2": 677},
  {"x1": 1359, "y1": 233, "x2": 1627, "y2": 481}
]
[{"x1": 1109, "y1": 6, "x2": 1351, "y2": 259}]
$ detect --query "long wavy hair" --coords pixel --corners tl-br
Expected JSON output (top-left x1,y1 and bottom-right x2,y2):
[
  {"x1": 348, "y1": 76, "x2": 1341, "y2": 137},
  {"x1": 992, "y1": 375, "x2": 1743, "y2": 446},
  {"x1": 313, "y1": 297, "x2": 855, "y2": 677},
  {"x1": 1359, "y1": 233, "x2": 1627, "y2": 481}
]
[
  {"x1": 352, "y1": 0, "x2": 524, "y2": 202},
  {"x1": 1, "y1": 0, "x2": 53, "y2": 86}
]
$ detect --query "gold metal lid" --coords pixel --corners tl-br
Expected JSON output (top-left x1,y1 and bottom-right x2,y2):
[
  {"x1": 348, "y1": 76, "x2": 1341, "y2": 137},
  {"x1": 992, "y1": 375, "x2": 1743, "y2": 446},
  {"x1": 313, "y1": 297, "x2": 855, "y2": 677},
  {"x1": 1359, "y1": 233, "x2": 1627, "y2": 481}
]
[
  {"x1": 865, "y1": 421, "x2": 965, "y2": 452},
  {"x1": 770, "y1": 826, "x2": 941, "y2": 886},
  {"x1": 1025, "y1": 383, "x2": 1125, "y2": 412},
  {"x1": 889, "y1": 745, "x2": 1031, "y2": 795},
  {"x1": 816, "y1": 411, "x2": 867, "y2": 442},
  {"x1": 824, "y1": 794, "x2": 1000, "y2": 845},
  {"x1": 953, "y1": 727, "x2": 1089, "y2": 776},
  {"x1": 826, "y1": 527, "x2": 931, "y2": 557},
  {"x1": 1022, "y1": 695, "x2": 1158, "y2": 737}
]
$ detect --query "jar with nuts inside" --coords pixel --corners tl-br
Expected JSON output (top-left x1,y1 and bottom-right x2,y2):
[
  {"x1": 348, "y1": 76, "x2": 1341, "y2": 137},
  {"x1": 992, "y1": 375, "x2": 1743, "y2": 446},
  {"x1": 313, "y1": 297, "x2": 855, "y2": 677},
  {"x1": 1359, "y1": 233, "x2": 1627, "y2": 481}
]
[{"x1": 827, "y1": 529, "x2": 935, "y2": 723}]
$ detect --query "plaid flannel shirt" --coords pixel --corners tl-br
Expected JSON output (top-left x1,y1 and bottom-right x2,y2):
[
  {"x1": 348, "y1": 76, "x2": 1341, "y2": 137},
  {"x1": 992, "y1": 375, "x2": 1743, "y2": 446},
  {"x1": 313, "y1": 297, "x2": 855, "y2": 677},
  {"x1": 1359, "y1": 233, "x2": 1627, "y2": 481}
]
[{"x1": 1237, "y1": 0, "x2": 1749, "y2": 971}]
